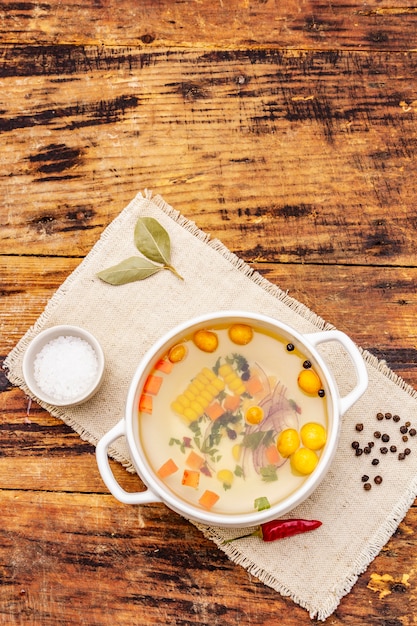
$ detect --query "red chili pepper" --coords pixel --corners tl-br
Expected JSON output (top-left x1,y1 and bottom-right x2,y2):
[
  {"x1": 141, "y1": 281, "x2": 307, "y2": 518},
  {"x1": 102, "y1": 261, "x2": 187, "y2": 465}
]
[{"x1": 225, "y1": 518, "x2": 322, "y2": 543}]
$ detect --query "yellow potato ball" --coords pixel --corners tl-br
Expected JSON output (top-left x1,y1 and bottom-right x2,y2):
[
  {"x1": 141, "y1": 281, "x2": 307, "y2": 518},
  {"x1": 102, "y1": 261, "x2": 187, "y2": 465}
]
[
  {"x1": 300, "y1": 422, "x2": 327, "y2": 451},
  {"x1": 291, "y1": 447, "x2": 319, "y2": 475},
  {"x1": 276, "y1": 428, "x2": 300, "y2": 458},
  {"x1": 168, "y1": 343, "x2": 188, "y2": 363},
  {"x1": 193, "y1": 329, "x2": 219, "y2": 353},
  {"x1": 245, "y1": 405, "x2": 264, "y2": 425},
  {"x1": 228, "y1": 323, "x2": 254, "y2": 345},
  {"x1": 297, "y1": 369, "x2": 322, "y2": 395}
]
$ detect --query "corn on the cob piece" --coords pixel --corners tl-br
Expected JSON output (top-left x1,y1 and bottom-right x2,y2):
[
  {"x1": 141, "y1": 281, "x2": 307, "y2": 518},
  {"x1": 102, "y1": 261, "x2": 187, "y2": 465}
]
[
  {"x1": 217, "y1": 363, "x2": 246, "y2": 395},
  {"x1": 171, "y1": 368, "x2": 225, "y2": 423}
]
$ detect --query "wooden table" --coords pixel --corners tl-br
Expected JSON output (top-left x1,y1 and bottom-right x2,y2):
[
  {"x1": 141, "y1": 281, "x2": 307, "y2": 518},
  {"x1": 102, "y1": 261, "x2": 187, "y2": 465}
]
[{"x1": 1, "y1": 2, "x2": 417, "y2": 623}]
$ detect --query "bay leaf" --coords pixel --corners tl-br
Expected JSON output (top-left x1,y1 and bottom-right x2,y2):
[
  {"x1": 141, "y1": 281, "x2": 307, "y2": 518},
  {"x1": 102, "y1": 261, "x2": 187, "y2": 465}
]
[
  {"x1": 134, "y1": 217, "x2": 171, "y2": 265},
  {"x1": 97, "y1": 256, "x2": 163, "y2": 285}
]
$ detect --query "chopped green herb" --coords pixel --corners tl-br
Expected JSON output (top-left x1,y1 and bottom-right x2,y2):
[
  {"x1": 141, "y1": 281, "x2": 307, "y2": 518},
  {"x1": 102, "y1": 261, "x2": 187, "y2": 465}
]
[
  {"x1": 261, "y1": 430, "x2": 275, "y2": 448},
  {"x1": 254, "y1": 496, "x2": 271, "y2": 511},
  {"x1": 242, "y1": 430, "x2": 275, "y2": 450},
  {"x1": 213, "y1": 357, "x2": 222, "y2": 376},
  {"x1": 289, "y1": 398, "x2": 301, "y2": 414},
  {"x1": 225, "y1": 353, "x2": 250, "y2": 374},
  {"x1": 260, "y1": 465, "x2": 279, "y2": 482},
  {"x1": 189, "y1": 421, "x2": 202, "y2": 436},
  {"x1": 169, "y1": 437, "x2": 188, "y2": 454},
  {"x1": 241, "y1": 431, "x2": 265, "y2": 450}
]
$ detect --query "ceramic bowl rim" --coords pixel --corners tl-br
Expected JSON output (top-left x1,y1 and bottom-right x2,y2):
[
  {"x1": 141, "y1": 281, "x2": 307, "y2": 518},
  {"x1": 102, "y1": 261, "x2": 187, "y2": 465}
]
[
  {"x1": 123, "y1": 311, "x2": 341, "y2": 528},
  {"x1": 22, "y1": 324, "x2": 105, "y2": 407}
]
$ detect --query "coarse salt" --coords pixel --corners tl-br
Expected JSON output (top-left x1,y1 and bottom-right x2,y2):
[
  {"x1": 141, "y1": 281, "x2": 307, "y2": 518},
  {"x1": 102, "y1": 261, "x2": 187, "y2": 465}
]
[{"x1": 33, "y1": 335, "x2": 99, "y2": 401}]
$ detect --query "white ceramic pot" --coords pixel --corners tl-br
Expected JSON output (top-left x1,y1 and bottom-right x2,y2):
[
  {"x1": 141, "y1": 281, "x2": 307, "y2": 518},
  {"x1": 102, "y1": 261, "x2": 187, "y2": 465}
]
[{"x1": 96, "y1": 311, "x2": 368, "y2": 528}]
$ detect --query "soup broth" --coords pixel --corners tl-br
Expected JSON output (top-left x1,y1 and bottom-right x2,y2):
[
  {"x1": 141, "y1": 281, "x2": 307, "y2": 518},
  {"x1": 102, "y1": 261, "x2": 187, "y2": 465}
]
[{"x1": 138, "y1": 322, "x2": 329, "y2": 516}]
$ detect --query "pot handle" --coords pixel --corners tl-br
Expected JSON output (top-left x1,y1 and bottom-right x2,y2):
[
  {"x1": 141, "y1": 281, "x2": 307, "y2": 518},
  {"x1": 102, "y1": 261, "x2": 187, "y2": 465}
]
[
  {"x1": 304, "y1": 330, "x2": 368, "y2": 416},
  {"x1": 96, "y1": 419, "x2": 161, "y2": 505}
]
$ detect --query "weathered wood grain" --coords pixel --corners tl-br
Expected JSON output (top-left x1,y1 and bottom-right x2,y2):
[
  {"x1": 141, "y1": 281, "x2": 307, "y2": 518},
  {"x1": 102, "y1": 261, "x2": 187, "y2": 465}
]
[
  {"x1": 0, "y1": 447, "x2": 416, "y2": 625},
  {"x1": 0, "y1": 489, "x2": 309, "y2": 625},
  {"x1": 2, "y1": 256, "x2": 417, "y2": 385},
  {"x1": 0, "y1": 0, "x2": 417, "y2": 51},
  {"x1": 1, "y1": 47, "x2": 417, "y2": 265},
  {"x1": 2, "y1": 1, "x2": 417, "y2": 623},
  {"x1": 2, "y1": 377, "x2": 417, "y2": 626}
]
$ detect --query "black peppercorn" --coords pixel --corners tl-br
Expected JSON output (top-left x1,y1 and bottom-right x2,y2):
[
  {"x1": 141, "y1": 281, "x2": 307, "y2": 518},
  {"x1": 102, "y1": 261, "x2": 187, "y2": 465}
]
[
  {"x1": 318, "y1": 389, "x2": 325, "y2": 397},
  {"x1": 381, "y1": 434, "x2": 390, "y2": 442},
  {"x1": 390, "y1": 445, "x2": 397, "y2": 453},
  {"x1": 376, "y1": 412, "x2": 384, "y2": 421},
  {"x1": 364, "y1": 446, "x2": 371, "y2": 454},
  {"x1": 368, "y1": 441, "x2": 375, "y2": 448},
  {"x1": 409, "y1": 428, "x2": 416, "y2": 437},
  {"x1": 374, "y1": 431, "x2": 381, "y2": 439},
  {"x1": 352, "y1": 441, "x2": 360, "y2": 449},
  {"x1": 355, "y1": 448, "x2": 363, "y2": 456},
  {"x1": 400, "y1": 425, "x2": 408, "y2": 434},
  {"x1": 356, "y1": 423, "x2": 364, "y2": 432},
  {"x1": 361, "y1": 474, "x2": 369, "y2": 482},
  {"x1": 380, "y1": 447, "x2": 388, "y2": 454},
  {"x1": 385, "y1": 412, "x2": 392, "y2": 419},
  {"x1": 405, "y1": 448, "x2": 411, "y2": 456},
  {"x1": 393, "y1": 415, "x2": 401, "y2": 422},
  {"x1": 303, "y1": 360, "x2": 312, "y2": 369},
  {"x1": 371, "y1": 458, "x2": 379, "y2": 465},
  {"x1": 398, "y1": 452, "x2": 406, "y2": 460},
  {"x1": 286, "y1": 343, "x2": 295, "y2": 352}
]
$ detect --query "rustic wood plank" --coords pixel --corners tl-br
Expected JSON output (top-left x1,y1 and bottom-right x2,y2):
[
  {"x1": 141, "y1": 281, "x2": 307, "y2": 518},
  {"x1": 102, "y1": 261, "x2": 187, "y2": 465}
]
[
  {"x1": 0, "y1": 489, "x2": 308, "y2": 626},
  {"x1": 0, "y1": 256, "x2": 78, "y2": 353},
  {"x1": 0, "y1": 488, "x2": 416, "y2": 625},
  {"x1": 1, "y1": 48, "x2": 417, "y2": 264},
  {"x1": 2, "y1": 2, "x2": 417, "y2": 622},
  {"x1": 0, "y1": 0, "x2": 416, "y2": 51},
  {"x1": 0, "y1": 385, "x2": 144, "y2": 493},
  {"x1": 2, "y1": 256, "x2": 417, "y2": 385}
]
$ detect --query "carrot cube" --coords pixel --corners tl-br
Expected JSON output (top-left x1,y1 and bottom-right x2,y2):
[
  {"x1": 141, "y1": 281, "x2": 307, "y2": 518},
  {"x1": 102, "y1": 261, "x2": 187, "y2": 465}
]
[
  {"x1": 245, "y1": 375, "x2": 264, "y2": 397},
  {"x1": 182, "y1": 470, "x2": 200, "y2": 489},
  {"x1": 139, "y1": 394, "x2": 153, "y2": 414},
  {"x1": 205, "y1": 401, "x2": 225, "y2": 421},
  {"x1": 199, "y1": 490, "x2": 220, "y2": 510},
  {"x1": 223, "y1": 394, "x2": 241, "y2": 412},
  {"x1": 265, "y1": 445, "x2": 281, "y2": 465},
  {"x1": 154, "y1": 359, "x2": 174, "y2": 374},
  {"x1": 186, "y1": 450, "x2": 205, "y2": 470},
  {"x1": 157, "y1": 458, "x2": 178, "y2": 479},
  {"x1": 143, "y1": 374, "x2": 163, "y2": 395}
]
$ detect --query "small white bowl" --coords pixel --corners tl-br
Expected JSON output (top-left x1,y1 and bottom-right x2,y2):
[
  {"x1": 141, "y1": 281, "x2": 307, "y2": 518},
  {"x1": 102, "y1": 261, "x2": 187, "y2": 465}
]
[{"x1": 22, "y1": 325, "x2": 105, "y2": 407}]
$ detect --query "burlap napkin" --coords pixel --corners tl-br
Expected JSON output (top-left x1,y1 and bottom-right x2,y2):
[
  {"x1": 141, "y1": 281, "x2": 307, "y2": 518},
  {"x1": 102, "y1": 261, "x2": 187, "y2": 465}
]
[{"x1": 5, "y1": 191, "x2": 417, "y2": 620}]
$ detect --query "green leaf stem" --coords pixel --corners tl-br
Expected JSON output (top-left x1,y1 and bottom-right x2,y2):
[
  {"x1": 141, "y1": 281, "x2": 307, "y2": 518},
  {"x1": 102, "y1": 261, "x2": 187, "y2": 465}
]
[
  {"x1": 97, "y1": 216, "x2": 183, "y2": 285},
  {"x1": 97, "y1": 257, "x2": 163, "y2": 285},
  {"x1": 134, "y1": 217, "x2": 171, "y2": 265}
]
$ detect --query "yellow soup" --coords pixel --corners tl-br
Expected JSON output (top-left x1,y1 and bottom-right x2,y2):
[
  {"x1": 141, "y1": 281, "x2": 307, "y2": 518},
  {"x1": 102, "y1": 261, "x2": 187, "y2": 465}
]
[{"x1": 138, "y1": 323, "x2": 328, "y2": 516}]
